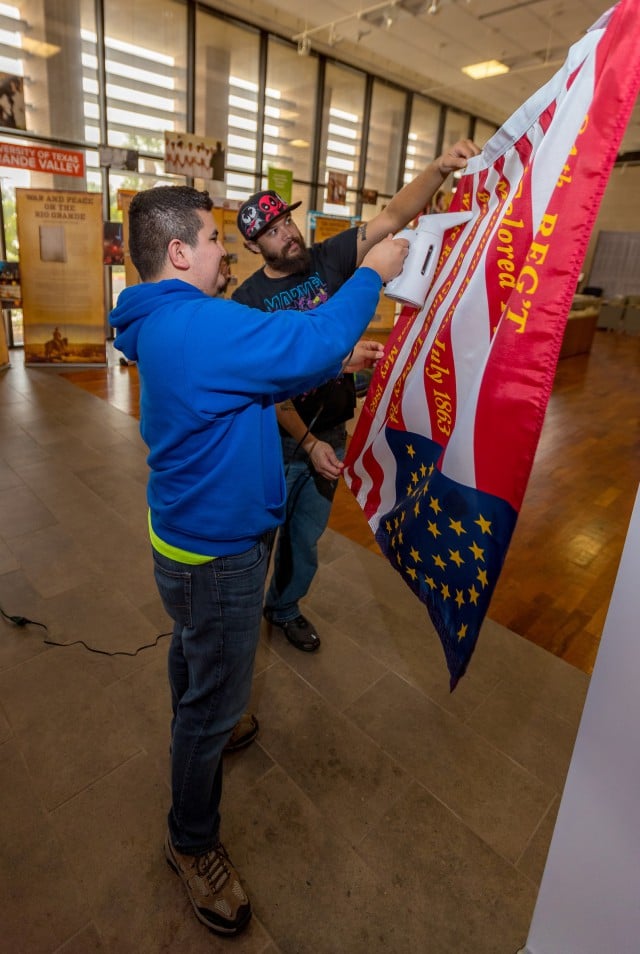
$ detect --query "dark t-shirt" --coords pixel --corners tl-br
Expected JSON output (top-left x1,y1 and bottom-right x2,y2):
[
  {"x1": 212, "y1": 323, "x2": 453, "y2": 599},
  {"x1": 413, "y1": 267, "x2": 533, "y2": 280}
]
[{"x1": 232, "y1": 227, "x2": 358, "y2": 431}]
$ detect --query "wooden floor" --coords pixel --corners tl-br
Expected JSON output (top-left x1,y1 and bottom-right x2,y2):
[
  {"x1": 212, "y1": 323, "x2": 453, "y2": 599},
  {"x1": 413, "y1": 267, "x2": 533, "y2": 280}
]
[{"x1": 61, "y1": 330, "x2": 640, "y2": 675}]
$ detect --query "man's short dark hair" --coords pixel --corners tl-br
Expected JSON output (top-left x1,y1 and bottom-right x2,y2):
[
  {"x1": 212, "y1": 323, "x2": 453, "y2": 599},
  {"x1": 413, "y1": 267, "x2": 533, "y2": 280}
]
[{"x1": 128, "y1": 186, "x2": 214, "y2": 281}]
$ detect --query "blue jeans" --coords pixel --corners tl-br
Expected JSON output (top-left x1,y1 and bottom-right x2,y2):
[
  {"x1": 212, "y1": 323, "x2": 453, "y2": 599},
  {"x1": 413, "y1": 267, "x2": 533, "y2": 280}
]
[
  {"x1": 264, "y1": 425, "x2": 346, "y2": 623},
  {"x1": 152, "y1": 533, "x2": 272, "y2": 856}
]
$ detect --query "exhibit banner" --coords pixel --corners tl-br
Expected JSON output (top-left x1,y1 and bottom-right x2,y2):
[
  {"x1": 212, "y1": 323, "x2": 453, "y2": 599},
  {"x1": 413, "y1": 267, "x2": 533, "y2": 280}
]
[
  {"x1": 0, "y1": 142, "x2": 84, "y2": 177},
  {"x1": 211, "y1": 196, "x2": 257, "y2": 291},
  {"x1": 103, "y1": 222, "x2": 124, "y2": 266},
  {"x1": 327, "y1": 171, "x2": 348, "y2": 205},
  {"x1": 99, "y1": 146, "x2": 138, "y2": 171},
  {"x1": 17, "y1": 189, "x2": 106, "y2": 365},
  {"x1": 0, "y1": 260, "x2": 21, "y2": 307},
  {"x1": 0, "y1": 73, "x2": 26, "y2": 130},
  {"x1": 117, "y1": 189, "x2": 139, "y2": 288},
  {"x1": 308, "y1": 211, "x2": 355, "y2": 243},
  {"x1": 164, "y1": 132, "x2": 225, "y2": 181},
  {"x1": 267, "y1": 167, "x2": 293, "y2": 204},
  {"x1": 308, "y1": 211, "x2": 396, "y2": 334}
]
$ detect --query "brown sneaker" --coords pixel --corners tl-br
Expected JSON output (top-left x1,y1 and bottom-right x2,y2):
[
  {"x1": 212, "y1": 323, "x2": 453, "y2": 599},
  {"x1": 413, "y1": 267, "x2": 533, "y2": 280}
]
[
  {"x1": 223, "y1": 712, "x2": 259, "y2": 753},
  {"x1": 165, "y1": 833, "x2": 251, "y2": 935}
]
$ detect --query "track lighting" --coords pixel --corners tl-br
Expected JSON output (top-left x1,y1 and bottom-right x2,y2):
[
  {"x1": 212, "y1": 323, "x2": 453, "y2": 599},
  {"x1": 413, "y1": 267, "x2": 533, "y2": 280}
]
[{"x1": 293, "y1": 0, "x2": 424, "y2": 49}]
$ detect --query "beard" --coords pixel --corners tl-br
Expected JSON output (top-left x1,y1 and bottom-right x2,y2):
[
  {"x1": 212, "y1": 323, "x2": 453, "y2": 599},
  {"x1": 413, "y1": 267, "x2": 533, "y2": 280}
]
[{"x1": 261, "y1": 237, "x2": 312, "y2": 275}]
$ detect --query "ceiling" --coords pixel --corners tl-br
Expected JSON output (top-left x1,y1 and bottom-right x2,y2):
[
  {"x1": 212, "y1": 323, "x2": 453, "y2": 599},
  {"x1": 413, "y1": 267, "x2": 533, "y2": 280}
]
[{"x1": 208, "y1": 0, "x2": 640, "y2": 158}]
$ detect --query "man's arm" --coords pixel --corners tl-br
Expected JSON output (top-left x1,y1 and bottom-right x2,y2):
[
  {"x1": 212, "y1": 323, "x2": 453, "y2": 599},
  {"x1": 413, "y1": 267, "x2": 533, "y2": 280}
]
[
  {"x1": 274, "y1": 339, "x2": 383, "y2": 480},
  {"x1": 275, "y1": 400, "x2": 344, "y2": 480},
  {"x1": 354, "y1": 138, "x2": 481, "y2": 266}
]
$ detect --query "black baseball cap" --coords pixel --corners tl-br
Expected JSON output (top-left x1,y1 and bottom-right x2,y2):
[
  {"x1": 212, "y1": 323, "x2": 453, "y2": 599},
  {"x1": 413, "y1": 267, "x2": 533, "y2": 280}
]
[{"x1": 237, "y1": 190, "x2": 302, "y2": 241}]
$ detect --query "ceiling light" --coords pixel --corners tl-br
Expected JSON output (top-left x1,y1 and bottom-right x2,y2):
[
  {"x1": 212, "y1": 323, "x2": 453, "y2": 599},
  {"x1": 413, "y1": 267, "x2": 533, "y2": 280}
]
[
  {"x1": 297, "y1": 35, "x2": 311, "y2": 56},
  {"x1": 462, "y1": 59, "x2": 510, "y2": 79},
  {"x1": 427, "y1": 1, "x2": 439, "y2": 13},
  {"x1": 289, "y1": 139, "x2": 310, "y2": 148},
  {"x1": 21, "y1": 37, "x2": 61, "y2": 58}
]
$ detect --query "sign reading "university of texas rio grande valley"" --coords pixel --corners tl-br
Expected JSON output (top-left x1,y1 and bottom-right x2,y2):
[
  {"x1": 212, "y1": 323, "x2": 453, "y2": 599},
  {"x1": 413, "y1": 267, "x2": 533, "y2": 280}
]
[{"x1": 0, "y1": 141, "x2": 84, "y2": 177}]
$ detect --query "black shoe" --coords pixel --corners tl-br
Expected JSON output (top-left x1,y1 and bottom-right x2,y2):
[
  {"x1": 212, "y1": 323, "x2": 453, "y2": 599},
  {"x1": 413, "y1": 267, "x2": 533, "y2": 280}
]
[{"x1": 263, "y1": 611, "x2": 321, "y2": 652}]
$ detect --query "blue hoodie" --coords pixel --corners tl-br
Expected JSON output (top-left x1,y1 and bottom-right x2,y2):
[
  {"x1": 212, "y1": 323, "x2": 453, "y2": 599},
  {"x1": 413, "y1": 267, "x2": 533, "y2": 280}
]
[{"x1": 109, "y1": 270, "x2": 382, "y2": 556}]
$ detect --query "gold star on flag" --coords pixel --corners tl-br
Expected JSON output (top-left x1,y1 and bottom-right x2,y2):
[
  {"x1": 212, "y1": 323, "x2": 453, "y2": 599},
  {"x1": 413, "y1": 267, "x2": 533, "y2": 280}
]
[
  {"x1": 469, "y1": 541, "x2": 485, "y2": 561},
  {"x1": 449, "y1": 518, "x2": 466, "y2": 536},
  {"x1": 396, "y1": 552, "x2": 402, "y2": 566},
  {"x1": 449, "y1": 549, "x2": 464, "y2": 568},
  {"x1": 433, "y1": 554, "x2": 446, "y2": 570},
  {"x1": 425, "y1": 575, "x2": 437, "y2": 590},
  {"x1": 477, "y1": 568, "x2": 488, "y2": 588},
  {"x1": 409, "y1": 547, "x2": 421, "y2": 563},
  {"x1": 468, "y1": 584, "x2": 479, "y2": 605},
  {"x1": 441, "y1": 583, "x2": 451, "y2": 600},
  {"x1": 455, "y1": 589, "x2": 465, "y2": 608},
  {"x1": 420, "y1": 463, "x2": 428, "y2": 477},
  {"x1": 412, "y1": 471, "x2": 419, "y2": 485},
  {"x1": 407, "y1": 483, "x2": 413, "y2": 496},
  {"x1": 427, "y1": 521, "x2": 441, "y2": 539},
  {"x1": 429, "y1": 497, "x2": 442, "y2": 515},
  {"x1": 385, "y1": 520, "x2": 392, "y2": 533},
  {"x1": 397, "y1": 530, "x2": 404, "y2": 545},
  {"x1": 457, "y1": 623, "x2": 468, "y2": 640},
  {"x1": 407, "y1": 566, "x2": 417, "y2": 581},
  {"x1": 428, "y1": 463, "x2": 435, "y2": 475},
  {"x1": 394, "y1": 516, "x2": 399, "y2": 529},
  {"x1": 414, "y1": 501, "x2": 420, "y2": 518},
  {"x1": 475, "y1": 514, "x2": 492, "y2": 534},
  {"x1": 406, "y1": 443, "x2": 416, "y2": 458}
]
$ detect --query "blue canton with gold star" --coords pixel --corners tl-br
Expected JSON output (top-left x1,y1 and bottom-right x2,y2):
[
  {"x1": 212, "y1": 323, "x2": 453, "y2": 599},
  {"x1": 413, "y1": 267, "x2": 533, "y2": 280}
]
[{"x1": 374, "y1": 427, "x2": 517, "y2": 689}]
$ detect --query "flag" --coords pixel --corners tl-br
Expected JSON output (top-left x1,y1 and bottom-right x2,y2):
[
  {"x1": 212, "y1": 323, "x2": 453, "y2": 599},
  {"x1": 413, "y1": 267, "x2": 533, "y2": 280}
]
[{"x1": 344, "y1": 0, "x2": 640, "y2": 689}]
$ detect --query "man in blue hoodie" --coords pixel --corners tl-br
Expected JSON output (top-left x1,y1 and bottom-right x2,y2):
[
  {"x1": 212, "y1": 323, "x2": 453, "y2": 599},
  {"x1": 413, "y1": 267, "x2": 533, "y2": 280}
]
[{"x1": 109, "y1": 185, "x2": 407, "y2": 938}]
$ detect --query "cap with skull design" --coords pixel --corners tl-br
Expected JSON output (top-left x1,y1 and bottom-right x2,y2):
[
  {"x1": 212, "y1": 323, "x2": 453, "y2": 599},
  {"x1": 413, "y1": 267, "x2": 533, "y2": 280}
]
[{"x1": 237, "y1": 190, "x2": 302, "y2": 241}]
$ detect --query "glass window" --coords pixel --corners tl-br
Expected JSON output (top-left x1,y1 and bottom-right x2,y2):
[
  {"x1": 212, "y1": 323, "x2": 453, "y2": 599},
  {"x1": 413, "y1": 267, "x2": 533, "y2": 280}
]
[
  {"x1": 103, "y1": 0, "x2": 187, "y2": 157},
  {"x1": 195, "y1": 11, "x2": 261, "y2": 199},
  {"x1": 319, "y1": 62, "x2": 365, "y2": 216},
  {"x1": 442, "y1": 106, "x2": 471, "y2": 149},
  {"x1": 0, "y1": 0, "x2": 97, "y2": 143},
  {"x1": 474, "y1": 117, "x2": 499, "y2": 148},
  {"x1": 364, "y1": 81, "x2": 407, "y2": 199},
  {"x1": 264, "y1": 37, "x2": 318, "y2": 186},
  {"x1": 404, "y1": 96, "x2": 440, "y2": 186}
]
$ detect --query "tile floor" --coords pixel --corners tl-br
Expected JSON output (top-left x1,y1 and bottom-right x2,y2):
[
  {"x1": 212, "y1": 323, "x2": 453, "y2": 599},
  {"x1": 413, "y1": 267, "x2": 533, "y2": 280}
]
[{"x1": 0, "y1": 356, "x2": 589, "y2": 954}]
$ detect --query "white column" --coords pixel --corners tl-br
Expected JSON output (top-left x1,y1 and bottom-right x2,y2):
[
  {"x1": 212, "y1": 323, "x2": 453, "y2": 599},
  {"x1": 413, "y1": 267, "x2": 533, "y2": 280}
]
[{"x1": 519, "y1": 484, "x2": 640, "y2": 954}]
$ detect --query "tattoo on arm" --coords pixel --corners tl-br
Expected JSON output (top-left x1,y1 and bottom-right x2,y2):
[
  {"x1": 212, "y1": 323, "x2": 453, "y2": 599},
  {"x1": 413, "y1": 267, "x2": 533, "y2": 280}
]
[{"x1": 358, "y1": 223, "x2": 367, "y2": 242}]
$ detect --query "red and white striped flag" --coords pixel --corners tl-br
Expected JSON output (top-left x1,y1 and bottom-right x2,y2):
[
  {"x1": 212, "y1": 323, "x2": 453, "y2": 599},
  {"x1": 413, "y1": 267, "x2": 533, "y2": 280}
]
[{"x1": 344, "y1": 0, "x2": 640, "y2": 689}]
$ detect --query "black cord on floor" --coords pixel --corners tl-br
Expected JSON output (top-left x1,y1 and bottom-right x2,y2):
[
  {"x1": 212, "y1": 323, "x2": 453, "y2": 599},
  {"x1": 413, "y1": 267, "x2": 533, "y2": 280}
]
[{"x1": 0, "y1": 604, "x2": 171, "y2": 657}]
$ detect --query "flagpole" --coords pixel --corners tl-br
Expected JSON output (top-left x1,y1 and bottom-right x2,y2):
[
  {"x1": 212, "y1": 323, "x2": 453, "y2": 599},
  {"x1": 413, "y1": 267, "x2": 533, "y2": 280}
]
[{"x1": 517, "y1": 482, "x2": 640, "y2": 954}]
